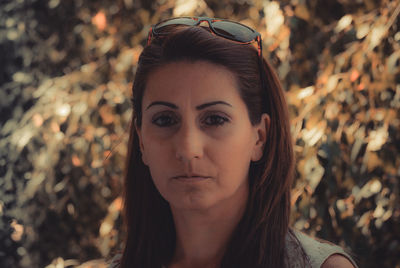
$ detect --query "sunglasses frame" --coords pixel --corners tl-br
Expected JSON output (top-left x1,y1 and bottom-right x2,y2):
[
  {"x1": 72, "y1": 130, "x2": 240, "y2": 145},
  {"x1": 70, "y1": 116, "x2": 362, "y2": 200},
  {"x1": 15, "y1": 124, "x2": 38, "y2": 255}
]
[{"x1": 147, "y1": 16, "x2": 263, "y2": 57}]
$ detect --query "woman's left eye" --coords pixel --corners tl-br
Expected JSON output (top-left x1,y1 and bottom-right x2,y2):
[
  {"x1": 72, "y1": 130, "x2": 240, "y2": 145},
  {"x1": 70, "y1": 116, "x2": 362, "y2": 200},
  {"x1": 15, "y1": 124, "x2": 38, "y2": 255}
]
[{"x1": 202, "y1": 115, "x2": 229, "y2": 126}]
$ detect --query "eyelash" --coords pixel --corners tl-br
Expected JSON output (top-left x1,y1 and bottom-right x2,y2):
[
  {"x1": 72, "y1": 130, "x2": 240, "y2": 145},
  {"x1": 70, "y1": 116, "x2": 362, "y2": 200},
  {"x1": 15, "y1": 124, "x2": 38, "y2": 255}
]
[{"x1": 151, "y1": 114, "x2": 230, "y2": 127}]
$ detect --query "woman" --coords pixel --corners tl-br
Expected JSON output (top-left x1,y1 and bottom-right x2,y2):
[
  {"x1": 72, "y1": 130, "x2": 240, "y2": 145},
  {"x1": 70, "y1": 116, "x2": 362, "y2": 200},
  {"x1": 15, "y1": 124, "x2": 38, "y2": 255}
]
[{"x1": 109, "y1": 17, "x2": 358, "y2": 268}]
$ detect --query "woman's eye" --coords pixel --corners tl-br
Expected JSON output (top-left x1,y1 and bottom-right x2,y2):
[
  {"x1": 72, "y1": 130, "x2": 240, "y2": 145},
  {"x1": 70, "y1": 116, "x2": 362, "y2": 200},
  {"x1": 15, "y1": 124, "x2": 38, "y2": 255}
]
[
  {"x1": 203, "y1": 115, "x2": 229, "y2": 126},
  {"x1": 152, "y1": 115, "x2": 177, "y2": 127}
]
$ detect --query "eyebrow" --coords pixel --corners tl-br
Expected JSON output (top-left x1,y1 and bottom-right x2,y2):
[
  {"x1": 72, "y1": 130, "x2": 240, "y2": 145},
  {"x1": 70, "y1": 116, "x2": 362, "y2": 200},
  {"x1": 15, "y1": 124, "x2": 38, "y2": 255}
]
[{"x1": 145, "y1": 101, "x2": 232, "y2": 110}]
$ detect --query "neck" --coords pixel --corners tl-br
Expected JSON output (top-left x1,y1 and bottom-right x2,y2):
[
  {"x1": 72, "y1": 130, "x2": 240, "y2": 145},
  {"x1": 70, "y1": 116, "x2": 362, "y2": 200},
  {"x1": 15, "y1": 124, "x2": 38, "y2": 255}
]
[{"x1": 168, "y1": 186, "x2": 249, "y2": 268}]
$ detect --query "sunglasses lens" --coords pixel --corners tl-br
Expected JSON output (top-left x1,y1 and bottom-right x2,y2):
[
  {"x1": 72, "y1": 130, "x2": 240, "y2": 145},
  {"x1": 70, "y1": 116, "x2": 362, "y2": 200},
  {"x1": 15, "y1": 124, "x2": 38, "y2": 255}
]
[
  {"x1": 154, "y1": 18, "x2": 198, "y2": 33},
  {"x1": 212, "y1": 21, "x2": 256, "y2": 42}
]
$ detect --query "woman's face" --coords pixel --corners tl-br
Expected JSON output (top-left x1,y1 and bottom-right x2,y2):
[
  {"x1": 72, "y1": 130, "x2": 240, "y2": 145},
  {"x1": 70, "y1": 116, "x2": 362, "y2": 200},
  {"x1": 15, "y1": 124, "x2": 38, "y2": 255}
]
[{"x1": 136, "y1": 61, "x2": 268, "y2": 211}]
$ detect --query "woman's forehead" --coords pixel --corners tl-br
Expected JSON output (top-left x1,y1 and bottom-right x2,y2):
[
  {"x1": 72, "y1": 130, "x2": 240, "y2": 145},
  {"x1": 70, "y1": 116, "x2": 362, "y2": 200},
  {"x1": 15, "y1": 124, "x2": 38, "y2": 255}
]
[{"x1": 143, "y1": 61, "x2": 241, "y2": 106}]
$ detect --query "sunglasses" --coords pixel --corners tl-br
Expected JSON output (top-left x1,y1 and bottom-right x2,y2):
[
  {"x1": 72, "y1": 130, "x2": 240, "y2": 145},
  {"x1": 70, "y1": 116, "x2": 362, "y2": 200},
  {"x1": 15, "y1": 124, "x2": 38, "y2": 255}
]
[{"x1": 147, "y1": 16, "x2": 263, "y2": 57}]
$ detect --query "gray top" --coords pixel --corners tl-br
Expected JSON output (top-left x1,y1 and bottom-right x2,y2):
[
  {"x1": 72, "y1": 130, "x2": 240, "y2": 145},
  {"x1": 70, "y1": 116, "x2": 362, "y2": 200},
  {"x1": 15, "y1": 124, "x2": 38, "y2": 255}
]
[
  {"x1": 286, "y1": 230, "x2": 358, "y2": 268},
  {"x1": 108, "y1": 230, "x2": 358, "y2": 268}
]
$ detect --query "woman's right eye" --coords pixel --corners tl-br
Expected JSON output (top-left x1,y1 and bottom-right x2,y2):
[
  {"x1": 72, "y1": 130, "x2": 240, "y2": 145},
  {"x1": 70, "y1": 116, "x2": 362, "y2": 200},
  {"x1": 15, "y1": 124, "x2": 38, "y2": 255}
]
[{"x1": 152, "y1": 115, "x2": 177, "y2": 127}]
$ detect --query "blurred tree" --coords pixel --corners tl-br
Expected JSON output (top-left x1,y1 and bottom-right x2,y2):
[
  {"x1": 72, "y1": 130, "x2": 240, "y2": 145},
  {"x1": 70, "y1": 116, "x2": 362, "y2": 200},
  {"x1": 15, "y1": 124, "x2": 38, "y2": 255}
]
[{"x1": 0, "y1": 0, "x2": 399, "y2": 267}]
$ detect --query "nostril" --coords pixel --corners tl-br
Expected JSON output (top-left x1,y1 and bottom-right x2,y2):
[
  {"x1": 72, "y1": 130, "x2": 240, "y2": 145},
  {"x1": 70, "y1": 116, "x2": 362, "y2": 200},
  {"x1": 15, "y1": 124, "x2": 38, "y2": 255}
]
[{"x1": 175, "y1": 149, "x2": 201, "y2": 162}]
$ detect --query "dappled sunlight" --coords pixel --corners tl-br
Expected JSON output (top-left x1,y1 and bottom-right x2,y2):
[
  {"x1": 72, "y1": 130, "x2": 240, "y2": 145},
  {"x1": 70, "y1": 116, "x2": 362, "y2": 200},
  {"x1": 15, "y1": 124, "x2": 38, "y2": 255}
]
[{"x1": 1, "y1": 0, "x2": 399, "y2": 267}]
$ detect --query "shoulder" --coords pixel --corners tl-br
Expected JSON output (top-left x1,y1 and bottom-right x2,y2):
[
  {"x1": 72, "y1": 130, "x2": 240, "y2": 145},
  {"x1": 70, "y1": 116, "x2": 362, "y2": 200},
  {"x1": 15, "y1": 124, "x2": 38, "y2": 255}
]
[
  {"x1": 286, "y1": 229, "x2": 358, "y2": 268},
  {"x1": 321, "y1": 254, "x2": 355, "y2": 268}
]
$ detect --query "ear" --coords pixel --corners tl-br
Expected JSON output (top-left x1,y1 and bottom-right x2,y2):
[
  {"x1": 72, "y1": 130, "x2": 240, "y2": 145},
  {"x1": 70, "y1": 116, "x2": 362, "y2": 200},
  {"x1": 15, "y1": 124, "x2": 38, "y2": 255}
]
[
  {"x1": 251, "y1": 113, "x2": 270, "y2": 162},
  {"x1": 135, "y1": 119, "x2": 148, "y2": 165}
]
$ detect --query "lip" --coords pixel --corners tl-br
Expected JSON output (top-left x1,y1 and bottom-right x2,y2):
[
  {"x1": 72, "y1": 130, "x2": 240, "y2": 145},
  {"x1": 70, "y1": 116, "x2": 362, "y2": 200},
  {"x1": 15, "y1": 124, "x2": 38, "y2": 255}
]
[{"x1": 173, "y1": 175, "x2": 211, "y2": 180}]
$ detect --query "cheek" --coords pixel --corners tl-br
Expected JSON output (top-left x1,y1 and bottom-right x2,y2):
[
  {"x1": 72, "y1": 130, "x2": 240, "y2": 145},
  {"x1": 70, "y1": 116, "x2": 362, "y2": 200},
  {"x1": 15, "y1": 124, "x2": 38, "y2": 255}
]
[
  {"x1": 146, "y1": 144, "x2": 171, "y2": 166},
  {"x1": 210, "y1": 128, "x2": 254, "y2": 179},
  {"x1": 142, "y1": 126, "x2": 172, "y2": 156},
  {"x1": 141, "y1": 134, "x2": 173, "y2": 178}
]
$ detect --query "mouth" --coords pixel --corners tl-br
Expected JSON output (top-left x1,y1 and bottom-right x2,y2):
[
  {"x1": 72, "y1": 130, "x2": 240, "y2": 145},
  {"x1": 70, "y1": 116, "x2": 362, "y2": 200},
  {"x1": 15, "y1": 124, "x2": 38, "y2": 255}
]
[{"x1": 172, "y1": 175, "x2": 211, "y2": 180}]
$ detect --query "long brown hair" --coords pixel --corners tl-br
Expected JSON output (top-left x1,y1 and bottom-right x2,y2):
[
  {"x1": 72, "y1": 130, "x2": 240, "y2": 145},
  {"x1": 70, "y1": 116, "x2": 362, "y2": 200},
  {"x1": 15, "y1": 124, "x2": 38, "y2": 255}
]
[{"x1": 121, "y1": 25, "x2": 296, "y2": 267}]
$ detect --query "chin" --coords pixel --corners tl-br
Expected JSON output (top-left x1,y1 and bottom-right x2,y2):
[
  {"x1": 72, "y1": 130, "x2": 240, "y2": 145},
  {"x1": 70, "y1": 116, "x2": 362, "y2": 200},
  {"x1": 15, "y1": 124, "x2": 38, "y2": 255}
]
[{"x1": 168, "y1": 193, "x2": 218, "y2": 212}]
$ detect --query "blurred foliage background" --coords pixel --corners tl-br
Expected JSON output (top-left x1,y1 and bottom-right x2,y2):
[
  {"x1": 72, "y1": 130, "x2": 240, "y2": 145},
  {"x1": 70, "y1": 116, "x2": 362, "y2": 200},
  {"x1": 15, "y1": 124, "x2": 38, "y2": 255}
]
[{"x1": 0, "y1": 0, "x2": 399, "y2": 267}]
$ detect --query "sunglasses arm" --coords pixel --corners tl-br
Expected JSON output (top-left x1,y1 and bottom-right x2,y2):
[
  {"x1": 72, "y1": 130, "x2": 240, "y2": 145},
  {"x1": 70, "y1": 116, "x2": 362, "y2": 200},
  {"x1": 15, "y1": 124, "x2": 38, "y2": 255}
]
[
  {"x1": 147, "y1": 27, "x2": 153, "y2": 46},
  {"x1": 257, "y1": 36, "x2": 262, "y2": 58}
]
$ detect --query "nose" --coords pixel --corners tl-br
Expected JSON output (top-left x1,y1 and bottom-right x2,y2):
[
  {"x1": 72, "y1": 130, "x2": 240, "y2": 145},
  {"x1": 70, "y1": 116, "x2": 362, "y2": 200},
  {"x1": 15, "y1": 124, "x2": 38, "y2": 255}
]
[{"x1": 174, "y1": 121, "x2": 204, "y2": 163}]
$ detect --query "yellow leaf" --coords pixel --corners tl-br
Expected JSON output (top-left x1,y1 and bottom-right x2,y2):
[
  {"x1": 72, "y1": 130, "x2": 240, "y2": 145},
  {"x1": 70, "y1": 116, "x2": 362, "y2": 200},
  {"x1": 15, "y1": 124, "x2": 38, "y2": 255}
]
[
  {"x1": 366, "y1": 151, "x2": 382, "y2": 172},
  {"x1": 55, "y1": 103, "x2": 71, "y2": 117},
  {"x1": 99, "y1": 105, "x2": 114, "y2": 125},
  {"x1": 92, "y1": 11, "x2": 107, "y2": 31},
  {"x1": 72, "y1": 155, "x2": 82, "y2": 166},
  {"x1": 11, "y1": 219, "x2": 24, "y2": 242},
  {"x1": 173, "y1": 0, "x2": 208, "y2": 17},
  {"x1": 325, "y1": 75, "x2": 338, "y2": 93},
  {"x1": 297, "y1": 86, "x2": 314, "y2": 99},
  {"x1": 33, "y1": 113, "x2": 44, "y2": 127},
  {"x1": 294, "y1": 4, "x2": 310, "y2": 21},
  {"x1": 304, "y1": 156, "x2": 325, "y2": 192},
  {"x1": 335, "y1": 15, "x2": 352, "y2": 33},
  {"x1": 264, "y1": 1, "x2": 284, "y2": 35},
  {"x1": 367, "y1": 127, "x2": 388, "y2": 151},
  {"x1": 368, "y1": 25, "x2": 386, "y2": 50},
  {"x1": 350, "y1": 69, "x2": 359, "y2": 82},
  {"x1": 356, "y1": 23, "x2": 370, "y2": 39}
]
